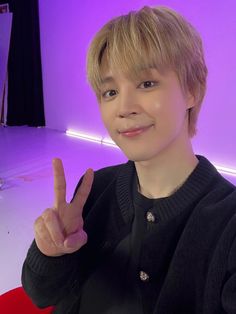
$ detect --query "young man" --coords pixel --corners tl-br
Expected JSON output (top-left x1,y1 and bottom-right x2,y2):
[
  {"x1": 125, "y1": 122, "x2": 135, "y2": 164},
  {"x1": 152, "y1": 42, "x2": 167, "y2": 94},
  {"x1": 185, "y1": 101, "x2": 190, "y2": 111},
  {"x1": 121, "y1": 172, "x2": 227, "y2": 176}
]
[{"x1": 22, "y1": 6, "x2": 236, "y2": 314}]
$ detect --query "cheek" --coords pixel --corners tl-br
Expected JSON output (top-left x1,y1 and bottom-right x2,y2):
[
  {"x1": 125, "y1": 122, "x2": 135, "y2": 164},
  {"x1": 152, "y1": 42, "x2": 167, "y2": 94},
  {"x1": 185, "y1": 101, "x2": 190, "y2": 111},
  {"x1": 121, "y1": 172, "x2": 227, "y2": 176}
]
[
  {"x1": 155, "y1": 87, "x2": 186, "y2": 113},
  {"x1": 151, "y1": 93, "x2": 186, "y2": 131},
  {"x1": 100, "y1": 107, "x2": 113, "y2": 130}
]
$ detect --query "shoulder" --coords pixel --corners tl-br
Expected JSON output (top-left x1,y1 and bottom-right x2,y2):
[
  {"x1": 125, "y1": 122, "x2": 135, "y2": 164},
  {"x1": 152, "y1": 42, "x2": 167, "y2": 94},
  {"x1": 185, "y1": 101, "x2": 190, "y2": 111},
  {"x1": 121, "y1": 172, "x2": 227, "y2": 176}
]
[
  {"x1": 91, "y1": 160, "x2": 134, "y2": 189},
  {"x1": 93, "y1": 162, "x2": 128, "y2": 183},
  {"x1": 200, "y1": 187, "x2": 236, "y2": 251},
  {"x1": 197, "y1": 171, "x2": 236, "y2": 213},
  {"x1": 213, "y1": 181, "x2": 236, "y2": 214},
  {"x1": 72, "y1": 160, "x2": 133, "y2": 208},
  {"x1": 199, "y1": 181, "x2": 236, "y2": 229},
  {"x1": 227, "y1": 214, "x2": 236, "y2": 272},
  {"x1": 186, "y1": 176, "x2": 236, "y2": 245}
]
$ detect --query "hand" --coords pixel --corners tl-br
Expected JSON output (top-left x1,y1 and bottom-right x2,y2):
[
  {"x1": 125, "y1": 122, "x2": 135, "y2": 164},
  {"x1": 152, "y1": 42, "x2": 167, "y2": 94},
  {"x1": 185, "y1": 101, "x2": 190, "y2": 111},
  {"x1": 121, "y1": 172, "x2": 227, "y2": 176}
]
[{"x1": 34, "y1": 158, "x2": 94, "y2": 257}]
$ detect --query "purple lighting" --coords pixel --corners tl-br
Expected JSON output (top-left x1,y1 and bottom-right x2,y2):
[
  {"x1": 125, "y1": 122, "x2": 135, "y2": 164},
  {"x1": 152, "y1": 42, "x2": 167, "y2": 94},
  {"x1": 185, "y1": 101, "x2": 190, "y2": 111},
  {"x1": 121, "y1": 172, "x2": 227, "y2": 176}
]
[
  {"x1": 66, "y1": 129, "x2": 119, "y2": 148},
  {"x1": 65, "y1": 130, "x2": 236, "y2": 178},
  {"x1": 38, "y1": 0, "x2": 236, "y2": 171}
]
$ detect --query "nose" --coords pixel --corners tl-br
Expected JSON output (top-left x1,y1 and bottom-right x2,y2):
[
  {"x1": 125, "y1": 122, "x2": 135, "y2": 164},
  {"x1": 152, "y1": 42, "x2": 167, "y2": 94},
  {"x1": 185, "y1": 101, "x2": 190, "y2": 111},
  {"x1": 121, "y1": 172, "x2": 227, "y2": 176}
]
[{"x1": 117, "y1": 88, "x2": 140, "y2": 118}]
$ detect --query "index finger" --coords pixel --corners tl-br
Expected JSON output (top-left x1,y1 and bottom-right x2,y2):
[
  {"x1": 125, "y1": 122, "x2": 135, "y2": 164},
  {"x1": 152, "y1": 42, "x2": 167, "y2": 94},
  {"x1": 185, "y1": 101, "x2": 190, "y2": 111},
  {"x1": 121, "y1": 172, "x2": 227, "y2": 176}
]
[{"x1": 53, "y1": 158, "x2": 66, "y2": 207}]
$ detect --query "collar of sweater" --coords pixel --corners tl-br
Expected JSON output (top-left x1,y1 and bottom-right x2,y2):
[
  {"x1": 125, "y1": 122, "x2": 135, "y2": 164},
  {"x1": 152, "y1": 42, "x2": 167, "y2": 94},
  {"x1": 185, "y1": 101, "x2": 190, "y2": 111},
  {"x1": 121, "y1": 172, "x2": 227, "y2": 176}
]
[{"x1": 116, "y1": 155, "x2": 223, "y2": 223}]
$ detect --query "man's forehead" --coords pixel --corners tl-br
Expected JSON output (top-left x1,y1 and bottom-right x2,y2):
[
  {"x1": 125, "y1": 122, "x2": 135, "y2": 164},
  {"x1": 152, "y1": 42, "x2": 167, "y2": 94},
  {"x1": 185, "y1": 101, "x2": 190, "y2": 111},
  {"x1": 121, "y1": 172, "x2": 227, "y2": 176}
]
[{"x1": 100, "y1": 66, "x2": 164, "y2": 84}]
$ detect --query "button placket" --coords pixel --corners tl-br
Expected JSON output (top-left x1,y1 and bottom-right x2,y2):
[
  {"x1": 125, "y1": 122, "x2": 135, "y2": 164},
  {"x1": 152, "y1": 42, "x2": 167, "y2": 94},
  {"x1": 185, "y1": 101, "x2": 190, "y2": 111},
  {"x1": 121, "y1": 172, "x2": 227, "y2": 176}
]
[
  {"x1": 146, "y1": 211, "x2": 155, "y2": 222},
  {"x1": 139, "y1": 270, "x2": 150, "y2": 282}
]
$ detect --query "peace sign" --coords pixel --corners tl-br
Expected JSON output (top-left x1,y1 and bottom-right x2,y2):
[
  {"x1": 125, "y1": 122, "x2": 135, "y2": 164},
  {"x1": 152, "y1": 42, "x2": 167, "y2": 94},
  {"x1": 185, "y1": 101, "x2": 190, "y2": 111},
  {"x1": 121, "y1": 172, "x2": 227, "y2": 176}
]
[{"x1": 34, "y1": 158, "x2": 94, "y2": 257}]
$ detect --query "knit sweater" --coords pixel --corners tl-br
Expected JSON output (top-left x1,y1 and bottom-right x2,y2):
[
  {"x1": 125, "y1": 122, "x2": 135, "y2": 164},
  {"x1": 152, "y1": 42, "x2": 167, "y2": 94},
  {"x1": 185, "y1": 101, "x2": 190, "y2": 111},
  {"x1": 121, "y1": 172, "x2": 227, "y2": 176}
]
[{"x1": 22, "y1": 155, "x2": 236, "y2": 314}]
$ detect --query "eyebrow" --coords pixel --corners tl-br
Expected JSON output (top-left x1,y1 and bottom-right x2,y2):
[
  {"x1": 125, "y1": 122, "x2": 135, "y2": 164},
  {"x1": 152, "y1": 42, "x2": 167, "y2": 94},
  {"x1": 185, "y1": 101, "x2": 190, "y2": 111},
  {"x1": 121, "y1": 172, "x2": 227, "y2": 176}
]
[
  {"x1": 100, "y1": 76, "x2": 115, "y2": 85},
  {"x1": 99, "y1": 66, "x2": 164, "y2": 87},
  {"x1": 138, "y1": 66, "x2": 163, "y2": 76}
]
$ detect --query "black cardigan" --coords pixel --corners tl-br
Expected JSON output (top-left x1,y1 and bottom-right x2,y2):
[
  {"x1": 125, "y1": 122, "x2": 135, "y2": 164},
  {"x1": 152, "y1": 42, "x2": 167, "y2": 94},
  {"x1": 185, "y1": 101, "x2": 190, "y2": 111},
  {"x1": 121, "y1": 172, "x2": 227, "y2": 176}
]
[{"x1": 22, "y1": 155, "x2": 236, "y2": 313}]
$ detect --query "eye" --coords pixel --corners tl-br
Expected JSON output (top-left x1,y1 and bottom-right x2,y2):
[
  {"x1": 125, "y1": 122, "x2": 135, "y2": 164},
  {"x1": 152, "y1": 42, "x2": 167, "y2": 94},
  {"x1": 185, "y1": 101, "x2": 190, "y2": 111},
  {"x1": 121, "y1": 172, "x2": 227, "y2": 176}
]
[
  {"x1": 102, "y1": 89, "x2": 117, "y2": 99},
  {"x1": 139, "y1": 81, "x2": 157, "y2": 89}
]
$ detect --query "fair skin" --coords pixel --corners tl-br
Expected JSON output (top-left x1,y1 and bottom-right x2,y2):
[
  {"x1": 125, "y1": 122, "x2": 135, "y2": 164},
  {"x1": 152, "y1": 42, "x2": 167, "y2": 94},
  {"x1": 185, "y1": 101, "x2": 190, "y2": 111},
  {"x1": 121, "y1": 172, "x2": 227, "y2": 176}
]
[
  {"x1": 99, "y1": 62, "x2": 199, "y2": 198},
  {"x1": 34, "y1": 159, "x2": 94, "y2": 256},
  {"x1": 34, "y1": 62, "x2": 199, "y2": 257}
]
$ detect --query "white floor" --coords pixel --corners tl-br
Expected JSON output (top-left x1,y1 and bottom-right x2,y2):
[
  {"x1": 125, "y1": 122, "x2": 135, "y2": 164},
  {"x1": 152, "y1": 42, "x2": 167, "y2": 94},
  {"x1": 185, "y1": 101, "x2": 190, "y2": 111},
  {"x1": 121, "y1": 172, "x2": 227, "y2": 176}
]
[
  {"x1": 0, "y1": 126, "x2": 235, "y2": 295},
  {"x1": 0, "y1": 126, "x2": 126, "y2": 295}
]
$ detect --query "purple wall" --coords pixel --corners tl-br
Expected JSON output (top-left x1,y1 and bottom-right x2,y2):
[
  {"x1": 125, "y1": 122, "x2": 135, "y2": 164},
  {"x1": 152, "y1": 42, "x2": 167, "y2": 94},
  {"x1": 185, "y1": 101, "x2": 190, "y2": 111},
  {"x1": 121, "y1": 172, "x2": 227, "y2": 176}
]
[{"x1": 38, "y1": 0, "x2": 236, "y2": 168}]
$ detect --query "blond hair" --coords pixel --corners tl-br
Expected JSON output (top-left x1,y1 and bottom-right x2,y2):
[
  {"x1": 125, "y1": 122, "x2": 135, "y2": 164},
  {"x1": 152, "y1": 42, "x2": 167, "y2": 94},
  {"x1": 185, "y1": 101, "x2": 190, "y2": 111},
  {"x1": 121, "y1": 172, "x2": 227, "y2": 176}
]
[{"x1": 86, "y1": 6, "x2": 208, "y2": 138}]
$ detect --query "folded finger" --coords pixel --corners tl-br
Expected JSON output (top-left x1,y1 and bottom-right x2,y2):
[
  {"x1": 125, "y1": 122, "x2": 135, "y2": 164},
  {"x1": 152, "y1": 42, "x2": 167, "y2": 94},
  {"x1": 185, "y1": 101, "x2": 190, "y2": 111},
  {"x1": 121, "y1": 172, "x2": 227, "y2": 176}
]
[
  {"x1": 34, "y1": 216, "x2": 55, "y2": 250},
  {"x1": 41, "y1": 208, "x2": 64, "y2": 246}
]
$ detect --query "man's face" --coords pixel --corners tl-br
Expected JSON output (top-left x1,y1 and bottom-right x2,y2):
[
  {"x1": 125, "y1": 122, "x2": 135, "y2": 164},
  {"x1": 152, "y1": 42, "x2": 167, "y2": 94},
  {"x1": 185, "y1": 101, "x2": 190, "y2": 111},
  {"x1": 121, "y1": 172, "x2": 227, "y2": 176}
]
[{"x1": 98, "y1": 62, "x2": 195, "y2": 163}]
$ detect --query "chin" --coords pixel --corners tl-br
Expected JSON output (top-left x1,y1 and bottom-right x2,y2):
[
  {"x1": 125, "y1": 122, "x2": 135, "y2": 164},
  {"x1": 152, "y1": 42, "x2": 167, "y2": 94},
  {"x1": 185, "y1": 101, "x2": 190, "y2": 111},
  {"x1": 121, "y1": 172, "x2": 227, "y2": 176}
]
[{"x1": 122, "y1": 151, "x2": 157, "y2": 163}]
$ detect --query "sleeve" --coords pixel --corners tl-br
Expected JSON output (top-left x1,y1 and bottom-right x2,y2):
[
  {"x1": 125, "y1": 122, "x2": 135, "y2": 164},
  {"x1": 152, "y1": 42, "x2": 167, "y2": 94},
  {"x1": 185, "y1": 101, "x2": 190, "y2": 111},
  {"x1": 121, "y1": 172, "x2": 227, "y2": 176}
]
[
  {"x1": 221, "y1": 233, "x2": 236, "y2": 314},
  {"x1": 21, "y1": 165, "x2": 120, "y2": 309},
  {"x1": 21, "y1": 175, "x2": 87, "y2": 308},
  {"x1": 21, "y1": 240, "x2": 81, "y2": 308}
]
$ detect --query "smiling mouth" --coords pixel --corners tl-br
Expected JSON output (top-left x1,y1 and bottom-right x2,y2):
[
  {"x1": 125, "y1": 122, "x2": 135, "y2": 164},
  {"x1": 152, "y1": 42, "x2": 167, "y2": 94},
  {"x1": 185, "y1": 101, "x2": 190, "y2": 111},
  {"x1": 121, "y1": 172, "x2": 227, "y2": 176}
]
[{"x1": 118, "y1": 125, "x2": 153, "y2": 137}]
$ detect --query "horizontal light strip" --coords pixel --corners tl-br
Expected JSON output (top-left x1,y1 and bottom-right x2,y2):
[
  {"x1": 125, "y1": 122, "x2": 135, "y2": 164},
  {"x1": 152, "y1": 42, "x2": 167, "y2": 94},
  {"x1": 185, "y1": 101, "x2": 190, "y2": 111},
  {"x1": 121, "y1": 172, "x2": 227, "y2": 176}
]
[
  {"x1": 66, "y1": 129, "x2": 236, "y2": 177},
  {"x1": 66, "y1": 129, "x2": 119, "y2": 148},
  {"x1": 214, "y1": 165, "x2": 236, "y2": 177},
  {"x1": 66, "y1": 130, "x2": 101, "y2": 143}
]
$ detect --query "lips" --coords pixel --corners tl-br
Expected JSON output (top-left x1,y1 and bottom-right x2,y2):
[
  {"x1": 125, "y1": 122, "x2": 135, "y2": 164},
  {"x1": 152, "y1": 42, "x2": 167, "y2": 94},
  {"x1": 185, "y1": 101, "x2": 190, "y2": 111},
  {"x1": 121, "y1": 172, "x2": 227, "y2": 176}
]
[{"x1": 118, "y1": 125, "x2": 153, "y2": 137}]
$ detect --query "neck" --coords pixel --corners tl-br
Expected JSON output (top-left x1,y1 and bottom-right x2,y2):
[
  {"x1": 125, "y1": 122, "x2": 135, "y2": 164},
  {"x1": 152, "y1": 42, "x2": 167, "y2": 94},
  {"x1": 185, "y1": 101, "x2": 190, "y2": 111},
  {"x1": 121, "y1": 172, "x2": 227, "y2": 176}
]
[{"x1": 134, "y1": 141, "x2": 199, "y2": 199}]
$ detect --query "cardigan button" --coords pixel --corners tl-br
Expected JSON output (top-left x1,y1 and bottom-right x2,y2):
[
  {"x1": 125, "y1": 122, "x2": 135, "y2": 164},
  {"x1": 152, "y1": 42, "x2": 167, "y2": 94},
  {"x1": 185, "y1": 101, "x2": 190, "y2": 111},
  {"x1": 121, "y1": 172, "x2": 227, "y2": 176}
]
[
  {"x1": 139, "y1": 271, "x2": 150, "y2": 282},
  {"x1": 146, "y1": 211, "x2": 155, "y2": 222}
]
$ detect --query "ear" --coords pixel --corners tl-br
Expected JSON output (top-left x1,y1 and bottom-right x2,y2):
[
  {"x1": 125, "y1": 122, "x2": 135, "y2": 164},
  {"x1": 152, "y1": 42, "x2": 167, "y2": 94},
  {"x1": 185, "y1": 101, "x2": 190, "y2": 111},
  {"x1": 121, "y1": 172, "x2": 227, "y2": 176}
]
[{"x1": 186, "y1": 91, "x2": 195, "y2": 110}]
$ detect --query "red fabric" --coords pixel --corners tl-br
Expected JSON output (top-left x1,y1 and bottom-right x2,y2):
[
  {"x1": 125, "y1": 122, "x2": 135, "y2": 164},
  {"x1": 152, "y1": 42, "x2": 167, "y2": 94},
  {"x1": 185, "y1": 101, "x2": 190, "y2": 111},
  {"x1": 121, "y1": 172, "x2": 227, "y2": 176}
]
[{"x1": 0, "y1": 287, "x2": 54, "y2": 313}]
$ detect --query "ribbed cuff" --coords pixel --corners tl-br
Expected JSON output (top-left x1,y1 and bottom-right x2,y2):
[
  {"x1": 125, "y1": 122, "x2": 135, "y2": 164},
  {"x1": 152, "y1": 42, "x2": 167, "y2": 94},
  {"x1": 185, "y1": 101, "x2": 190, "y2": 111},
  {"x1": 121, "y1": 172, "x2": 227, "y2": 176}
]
[{"x1": 26, "y1": 240, "x2": 78, "y2": 276}]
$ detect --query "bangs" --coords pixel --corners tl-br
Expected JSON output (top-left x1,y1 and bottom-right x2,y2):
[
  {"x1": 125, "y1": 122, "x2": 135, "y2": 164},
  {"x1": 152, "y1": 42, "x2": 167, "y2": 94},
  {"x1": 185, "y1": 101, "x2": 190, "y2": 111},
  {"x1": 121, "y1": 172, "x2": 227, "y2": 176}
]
[
  {"x1": 87, "y1": 5, "x2": 207, "y2": 115},
  {"x1": 87, "y1": 9, "x2": 173, "y2": 95}
]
